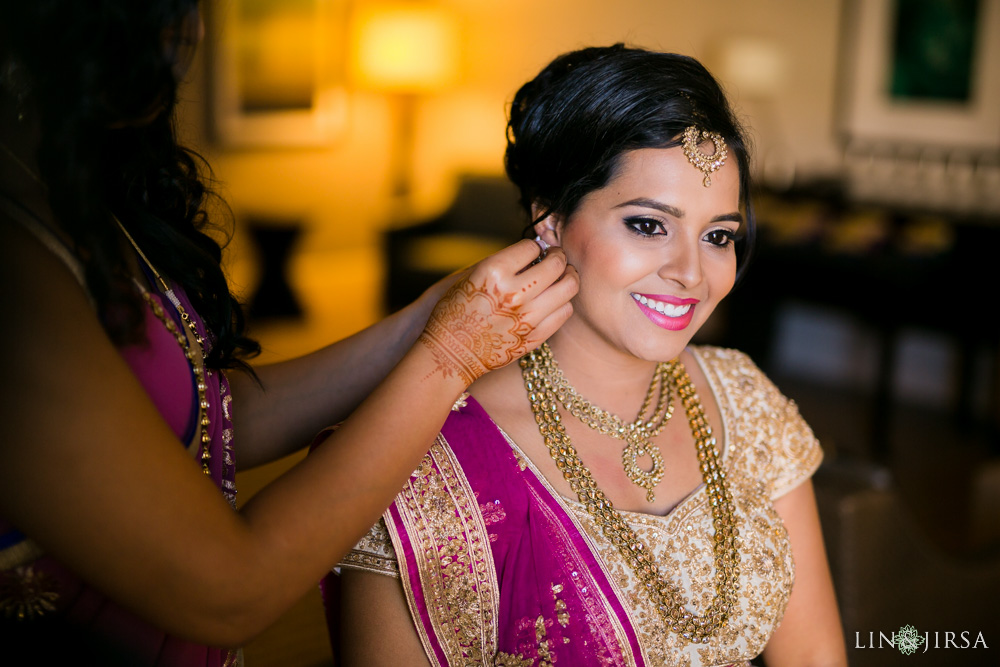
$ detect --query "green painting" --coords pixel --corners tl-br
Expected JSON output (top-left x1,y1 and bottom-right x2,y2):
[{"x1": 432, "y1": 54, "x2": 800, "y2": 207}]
[{"x1": 890, "y1": 0, "x2": 980, "y2": 102}]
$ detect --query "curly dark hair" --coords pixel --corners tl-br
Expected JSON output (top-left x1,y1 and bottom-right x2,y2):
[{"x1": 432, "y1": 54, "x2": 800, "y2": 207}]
[
  {"x1": 1, "y1": 0, "x2": 258, "y2": 368},
  {"x1": 506, "y1": 44, "x2": 756, "y2": 277}
]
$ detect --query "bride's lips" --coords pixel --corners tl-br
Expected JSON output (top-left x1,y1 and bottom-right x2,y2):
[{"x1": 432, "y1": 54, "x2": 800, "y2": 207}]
[{"x1": 631, "y1": 293, "x2": 698, "y2": 331}]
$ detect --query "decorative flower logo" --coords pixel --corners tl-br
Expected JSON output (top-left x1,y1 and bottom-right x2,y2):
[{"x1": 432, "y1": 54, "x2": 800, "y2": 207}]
[{"x1": 896, "y1": 624, "x2": 925, "y2": 655}]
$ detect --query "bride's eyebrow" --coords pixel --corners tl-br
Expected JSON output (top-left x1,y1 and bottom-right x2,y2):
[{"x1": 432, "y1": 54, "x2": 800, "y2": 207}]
[
  {"x1": 713, "y1": 212, "x2": 744, "y2": 225},
  {"x1": 615, "y1": 197, "x2": 743, "y2": 225},
  {"x1": 614, "y1": 197, "x2": 683, "y2": 217}
]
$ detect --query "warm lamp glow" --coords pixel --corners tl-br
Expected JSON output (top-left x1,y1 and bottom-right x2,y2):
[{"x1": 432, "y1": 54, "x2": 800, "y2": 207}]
[
  {"x1": 718, "y1": 38, "x2": 787, "y2": 100},
  {"x1": 351, "y1": 6, "x2": 459, "y2": 92}
]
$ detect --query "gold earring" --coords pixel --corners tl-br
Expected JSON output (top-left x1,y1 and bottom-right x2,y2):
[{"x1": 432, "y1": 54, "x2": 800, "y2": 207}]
[{"x1": 681, "y1": 126, "x2": 728, "y2": 187}]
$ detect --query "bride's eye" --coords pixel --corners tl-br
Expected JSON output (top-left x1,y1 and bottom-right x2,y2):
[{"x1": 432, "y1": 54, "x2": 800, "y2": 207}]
[
  {"x1": 705, "y1": 229, "x2": 737, "y2": 247},
  {"x1": 626, "y1": 217, "x2": 665, "y2": 237}
]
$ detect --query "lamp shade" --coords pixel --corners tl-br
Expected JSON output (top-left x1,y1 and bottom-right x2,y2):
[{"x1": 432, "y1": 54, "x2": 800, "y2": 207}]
[{"x1": 350, "y1": 5, "x2": 459, "y2": 92}]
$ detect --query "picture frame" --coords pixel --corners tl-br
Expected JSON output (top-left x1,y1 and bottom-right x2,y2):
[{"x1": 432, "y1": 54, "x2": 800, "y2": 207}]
[
  {"x1": 206, "y1": 0, "x2": 349, "y2": 147},
  {"x1": 838, "y1": 0, "x2": 1000, "y2": 151}
]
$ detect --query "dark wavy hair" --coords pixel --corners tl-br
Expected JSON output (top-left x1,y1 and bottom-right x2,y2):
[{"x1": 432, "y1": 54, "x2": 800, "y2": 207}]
[
  {"x1": 1, "y1": 0, "x2": 258, "y2": 368},
  {"x1": 506, "y1": 44, "x2": 756, "y2": 277}
]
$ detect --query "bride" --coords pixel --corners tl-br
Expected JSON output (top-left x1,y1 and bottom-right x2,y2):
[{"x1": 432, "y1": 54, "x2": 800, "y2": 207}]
[{"x1": 331, "y1": 44, "x2": 847, "y2": 667}]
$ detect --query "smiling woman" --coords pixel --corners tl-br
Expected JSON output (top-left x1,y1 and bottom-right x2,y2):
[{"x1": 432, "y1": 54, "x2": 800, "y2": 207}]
[
  {"x1": 328, "y1": 44, "x2": 848, "y2": 667},
  {"x1": 537, "y1": 146, "x2": 740, "y2": 364}
]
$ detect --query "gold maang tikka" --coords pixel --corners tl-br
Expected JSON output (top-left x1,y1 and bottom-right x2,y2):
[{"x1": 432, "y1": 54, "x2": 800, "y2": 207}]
[{"x1": 681, "y1": 126, "x2": 728, "y2": 187}]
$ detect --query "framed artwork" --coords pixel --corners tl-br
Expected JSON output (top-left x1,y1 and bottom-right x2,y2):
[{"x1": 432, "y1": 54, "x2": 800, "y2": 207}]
[
  {"x1": 838, "y1": 0, "x2": 1000, "y2": 150},
  {"x1": 206, "y1": 0, "x2": 349, "y2": 147}
]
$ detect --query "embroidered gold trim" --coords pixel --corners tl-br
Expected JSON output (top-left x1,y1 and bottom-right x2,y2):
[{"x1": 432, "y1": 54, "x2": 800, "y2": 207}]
[
  {"x1": 388, "y1": 436, "x2": 500, "y2": 664},
  {"x1": 339, "y1": 550, "x2": 400, "y2": 578},
  {"x1": 383, "y1": 517, "x2": 443, "y2": 667},
  {"x1": 494, "y1": 651, "x2": 533, "y2": 666},
  {"x1": 0, "y1": 565, "x2": 59, "y2": 620}
]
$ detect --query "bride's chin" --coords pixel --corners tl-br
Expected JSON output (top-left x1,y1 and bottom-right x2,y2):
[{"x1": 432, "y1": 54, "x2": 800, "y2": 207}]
[{"x1": 632, "y1": 333, "x2": 699, "y2": 363}]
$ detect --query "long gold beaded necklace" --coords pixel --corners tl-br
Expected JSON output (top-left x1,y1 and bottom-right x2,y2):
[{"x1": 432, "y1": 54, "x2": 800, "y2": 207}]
[
  {"x1": 519, "y1": 343, "x2": 740, "y2": 644},
  {"x1": 114, "y1": 216, "x2": 213, "y2": 475}
]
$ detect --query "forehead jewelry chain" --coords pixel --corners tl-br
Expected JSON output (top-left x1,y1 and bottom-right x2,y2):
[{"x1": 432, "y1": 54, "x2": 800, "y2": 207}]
[
  {"x1": 520, "y1": 343, "x2": 740, "y2": 643},
  {"x1": 681, "y1": 126, "x2": 728, "y2": 188},
  {"x1": 114, "y1": 216, "x2": 213, "y2": 475},
  {"x1": 541, "y1": 346, "x2": 674, "y2": 502}
]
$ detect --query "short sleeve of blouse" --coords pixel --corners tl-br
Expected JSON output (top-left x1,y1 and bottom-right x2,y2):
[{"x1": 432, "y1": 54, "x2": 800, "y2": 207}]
[
  {"x1": 696, "y1": 346, "x2": 823, "y2": 501},
  {"x1": 338, "y1": 517, "x2": 400, "y2": 577},
  {"x1": 769, "y1": 390, "x2": 823, "y2": 499}
]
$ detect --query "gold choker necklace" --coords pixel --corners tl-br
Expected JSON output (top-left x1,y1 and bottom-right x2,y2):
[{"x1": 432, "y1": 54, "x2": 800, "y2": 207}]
[
  {"x1": 520, "y1": 343, "x2": 740, "y2": 643},
  {"x1": 543, "y1": 352, "x2": 673, "y2": 502}
]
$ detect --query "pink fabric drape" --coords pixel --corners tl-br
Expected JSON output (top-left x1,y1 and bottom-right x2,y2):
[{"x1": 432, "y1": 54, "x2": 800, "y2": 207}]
[{"x1": 379, "y1": 396, "x2": 646, "y2": 666}]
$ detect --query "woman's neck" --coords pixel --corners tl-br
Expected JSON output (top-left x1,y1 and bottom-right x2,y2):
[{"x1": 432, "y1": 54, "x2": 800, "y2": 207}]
[{"x1": 544, "y1": 327, "x2": 664, "y2": 420}]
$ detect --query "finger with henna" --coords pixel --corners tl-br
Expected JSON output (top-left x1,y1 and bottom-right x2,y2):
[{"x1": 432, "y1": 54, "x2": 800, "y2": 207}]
[
  {"x1": 417, "y1": 240, "x2": 576, "y2": 386},
  {"x1": 519, "y1": 261, "x2": 578, "y2": 345}
]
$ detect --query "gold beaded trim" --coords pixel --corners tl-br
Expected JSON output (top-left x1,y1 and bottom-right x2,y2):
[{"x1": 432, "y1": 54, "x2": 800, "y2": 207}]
[
  {"x1": 139, "y1": 291, "x2": 213, "y2": 474},
  {"x1": 519, "y1": 343, "x2": 740, "y2": 643},
  {"x1": 681, "y1": 126, "x2": 728, "y2": 187},
  {"x1": 540, "y1": 347, "x2": 674, "y2": 502},
  {"x1": 115, "y1": 216, "x2": 212, "y2": 475}
]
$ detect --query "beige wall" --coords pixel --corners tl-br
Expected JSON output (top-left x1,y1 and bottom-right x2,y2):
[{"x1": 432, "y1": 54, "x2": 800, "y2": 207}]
[{"x1": 177, "y1": 0, "x2": 846, "y2": 361}]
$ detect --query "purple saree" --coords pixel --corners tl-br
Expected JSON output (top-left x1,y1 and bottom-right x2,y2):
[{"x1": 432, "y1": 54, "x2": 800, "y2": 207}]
[{"x1": 383, "y1": 396, "x2": 644, "y2": 666}]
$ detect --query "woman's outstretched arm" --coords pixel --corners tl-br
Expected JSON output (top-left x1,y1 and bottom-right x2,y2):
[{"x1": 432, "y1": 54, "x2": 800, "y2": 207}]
[
  {"x1": 0, "y1": 225, "x2": 576, "y2": 648},
  {"x1": 229, "y1": 268, "x2": 463, "y2": 470}
]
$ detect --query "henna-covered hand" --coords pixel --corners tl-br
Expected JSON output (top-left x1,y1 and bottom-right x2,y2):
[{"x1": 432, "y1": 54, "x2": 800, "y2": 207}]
[{"x1": 418, "y1": 239, "x2": 578, "y2": 386}]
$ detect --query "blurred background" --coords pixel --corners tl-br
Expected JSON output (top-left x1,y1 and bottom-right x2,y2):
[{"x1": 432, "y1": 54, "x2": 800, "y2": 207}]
[{"x1": 176, "y1": 0, "x2": 1000, "y2": 664}]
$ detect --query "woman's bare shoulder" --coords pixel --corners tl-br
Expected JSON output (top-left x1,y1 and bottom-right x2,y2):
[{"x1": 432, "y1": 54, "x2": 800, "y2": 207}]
[{"x1": 0, "y1": 213, "x2": 91, "y2": 311}]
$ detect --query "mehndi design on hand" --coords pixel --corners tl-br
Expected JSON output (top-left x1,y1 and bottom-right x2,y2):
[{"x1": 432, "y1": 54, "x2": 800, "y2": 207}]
[{"x1": 419, "y1": 278, "x2": 534, "y2": 387}]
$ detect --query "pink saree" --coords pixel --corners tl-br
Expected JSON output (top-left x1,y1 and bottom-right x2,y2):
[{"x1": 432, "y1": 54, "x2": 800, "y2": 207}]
[{"x1": 377, "y1": 396, "x2": 645, "y2": 666}]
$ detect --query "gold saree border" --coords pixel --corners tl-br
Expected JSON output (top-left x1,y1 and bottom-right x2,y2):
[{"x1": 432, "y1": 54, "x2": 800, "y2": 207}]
[{"x1": 384, "y1": 434, "x2": 500, "y2": 666}]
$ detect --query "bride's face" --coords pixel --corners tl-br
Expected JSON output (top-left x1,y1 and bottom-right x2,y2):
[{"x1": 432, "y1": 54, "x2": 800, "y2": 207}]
[{"x1": 537, "y1": 145, "x2": 741, "y2": 362}]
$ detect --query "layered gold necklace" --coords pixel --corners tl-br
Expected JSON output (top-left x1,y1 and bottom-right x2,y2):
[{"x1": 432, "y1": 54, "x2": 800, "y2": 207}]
[
  {"x1": 545, "y1": 354, "x2": 673, "y2": 502},
  {"x1": 519, "y1": 343, "x2": 740, "y2": 643}
]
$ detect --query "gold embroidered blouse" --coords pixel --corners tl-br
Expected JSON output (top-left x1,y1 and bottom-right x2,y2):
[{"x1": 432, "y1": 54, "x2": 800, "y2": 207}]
[{"x1": 341, "y1": 347, "x2": 823, "y2": 666}]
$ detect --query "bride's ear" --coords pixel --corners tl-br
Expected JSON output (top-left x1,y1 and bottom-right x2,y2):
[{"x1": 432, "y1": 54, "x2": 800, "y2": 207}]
[{"x1": 530, "y1": 203, "x2": 563, "y2": 247}]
